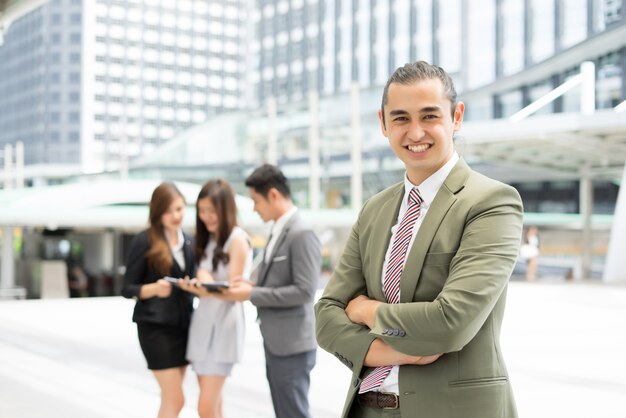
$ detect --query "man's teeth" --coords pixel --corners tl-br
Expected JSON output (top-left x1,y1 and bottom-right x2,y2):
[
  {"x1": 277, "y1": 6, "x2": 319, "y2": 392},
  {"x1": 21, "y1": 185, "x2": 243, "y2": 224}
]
[{"x1": 408, "y1": 144, "x2": 429, "y2": 153}]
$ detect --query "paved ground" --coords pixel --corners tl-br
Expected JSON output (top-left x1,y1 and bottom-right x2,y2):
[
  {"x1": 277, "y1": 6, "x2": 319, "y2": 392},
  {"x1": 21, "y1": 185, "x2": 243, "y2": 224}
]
[{"x1": 0, "y1": 281, "x2": 625, "y2": 418}]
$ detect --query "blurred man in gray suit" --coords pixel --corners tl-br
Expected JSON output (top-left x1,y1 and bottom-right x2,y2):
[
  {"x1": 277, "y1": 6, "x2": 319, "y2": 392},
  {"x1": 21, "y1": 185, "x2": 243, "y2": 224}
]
[{"x1": 219, "y1": 164, "x2": 321, "y2": 418}]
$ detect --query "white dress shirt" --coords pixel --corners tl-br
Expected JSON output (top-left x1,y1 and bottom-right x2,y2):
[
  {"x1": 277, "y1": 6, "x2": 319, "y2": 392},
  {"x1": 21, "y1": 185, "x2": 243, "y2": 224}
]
[
  {"x1": 378, "y1": 152, "x2": 459, "y2": 394},
  {"x1": 264, "y1": 206, "x2": 298, "y2": 263},
  {"x1": 166, "y1": 228, "x2": 186, "y2": 271}
]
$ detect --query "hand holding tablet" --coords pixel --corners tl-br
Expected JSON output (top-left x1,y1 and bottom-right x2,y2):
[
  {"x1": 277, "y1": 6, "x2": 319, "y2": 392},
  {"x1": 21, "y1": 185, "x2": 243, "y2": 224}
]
[{"x1": 163, "y1": 276, "x2": 229, "y2": 293}]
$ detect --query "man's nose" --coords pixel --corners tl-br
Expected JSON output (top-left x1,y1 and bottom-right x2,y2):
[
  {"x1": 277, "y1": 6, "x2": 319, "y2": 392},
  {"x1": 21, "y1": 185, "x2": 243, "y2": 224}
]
[{"x1": 407, "y1": 121, "x2": 425, "y2": 141}]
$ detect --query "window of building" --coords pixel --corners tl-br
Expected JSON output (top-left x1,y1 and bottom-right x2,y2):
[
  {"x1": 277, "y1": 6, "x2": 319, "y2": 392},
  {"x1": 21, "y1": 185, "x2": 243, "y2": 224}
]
[
  {"x1": 497, "y1": 90, "x2": 523, "y2": 118},
  {"x1": 467, "y1": 0, "x2": 496, "y2": 89},
  {"x1": 603, "y1": 0, "x2": 623, "y2": 24},
  {"x1": 437, "y1": 0, "x2": 462, "y2": 73},
  {"x1": 530, "y1": 0, "x2": 555, "y2": 63},
  {"x1": 500, "y1": 0, "x2": 524, "y2": 75},
  {"x1": 560, "y1": 0, "x2": 587, "y2": 48},
  {"x1": 597, "y1": 51, "x2": 624, "y2": 109}
]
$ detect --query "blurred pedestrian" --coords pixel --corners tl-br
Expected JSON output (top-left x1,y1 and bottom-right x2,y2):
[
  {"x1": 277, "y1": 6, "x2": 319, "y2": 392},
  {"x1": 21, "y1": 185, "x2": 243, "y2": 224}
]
[
  {"x1": 521, "y1": 226, "x2": 540, "y2": 281},
  {"x1": 179, "y1": 179, "x2": 253, "y2": 418},
  {"x1": 215, "y1": 164, "x2": 321, "y2": 418},
  {"x1": 122, "y1": 182, "x2": 195, "y2": 418}
]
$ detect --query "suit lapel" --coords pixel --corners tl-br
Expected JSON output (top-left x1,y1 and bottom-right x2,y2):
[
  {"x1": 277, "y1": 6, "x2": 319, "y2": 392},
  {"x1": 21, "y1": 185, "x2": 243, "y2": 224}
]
[
  {"x1": 183, "y1": 234, "x2": 194, "y2": 277},
  {"x1": 169, "y1": 232, "x2": 193, "y2": 278},
  {"x1": 368, "y1": 184, "x2": 404, "y2": 302},
  {"x1": 399, "y1": 159, "x2": 470, "y2": 303},
  {"x1": 258, "y1": 214, "x2": 298, "y2": 286}
]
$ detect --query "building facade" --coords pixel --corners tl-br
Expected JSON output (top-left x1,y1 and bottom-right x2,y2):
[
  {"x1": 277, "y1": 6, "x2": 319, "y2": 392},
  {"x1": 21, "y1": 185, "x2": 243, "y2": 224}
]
[
  {"x1": 250, "y1": 0, "x2": 625, "y2": 116},
  {"x1": 0, "y1": 0, "x2": 247, "y2": 176}
]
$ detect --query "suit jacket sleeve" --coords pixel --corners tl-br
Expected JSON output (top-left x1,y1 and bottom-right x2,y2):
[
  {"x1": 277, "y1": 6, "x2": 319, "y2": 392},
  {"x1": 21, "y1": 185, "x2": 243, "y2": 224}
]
[
  {"x1": 314, "y1": 201, "x2": 378, "y2": 373},
  {"x1": 372, "y1": 184, "x2": 523, "y2": 355},
  {"x1": 121, "y1": 232, "x2": 148, "y2": 299},
  {"x1": 250, "y1": 228, "x2": 321, "y2": 308}
]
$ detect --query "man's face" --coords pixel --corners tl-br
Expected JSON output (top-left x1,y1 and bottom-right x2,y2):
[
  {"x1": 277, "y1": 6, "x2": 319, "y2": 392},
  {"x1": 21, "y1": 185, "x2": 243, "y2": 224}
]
[
  {"x1": 379, "y1": 78, "x2": 464, "y2": 185},
  {"x1": 248, "y1": 187, "x2": 274, "y2": 223}
]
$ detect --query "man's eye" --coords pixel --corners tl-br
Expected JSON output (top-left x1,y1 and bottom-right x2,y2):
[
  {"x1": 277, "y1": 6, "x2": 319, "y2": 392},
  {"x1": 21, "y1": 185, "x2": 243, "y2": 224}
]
[{"x1": 423, "y1": 114, "x2": 437, "y2": 120}]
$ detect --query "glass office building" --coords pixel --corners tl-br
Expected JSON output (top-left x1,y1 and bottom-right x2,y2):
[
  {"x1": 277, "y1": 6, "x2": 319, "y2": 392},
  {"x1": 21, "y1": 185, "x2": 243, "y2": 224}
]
[
  {"x1": 0, "y1": 0, "x2": 247, "y2": 175},
  {"x1": 244, "y1": 0, "x2": 625, "y2": 211},
  {"x1": 251, "y1": 0, "x2": 624, "y2": 115}
]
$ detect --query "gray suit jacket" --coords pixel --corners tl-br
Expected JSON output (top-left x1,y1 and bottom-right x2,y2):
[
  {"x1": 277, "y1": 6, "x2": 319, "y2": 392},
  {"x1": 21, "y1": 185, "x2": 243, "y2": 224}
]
[{"x1": 250, "y1": 212, "x2": 321, "y2": 356}]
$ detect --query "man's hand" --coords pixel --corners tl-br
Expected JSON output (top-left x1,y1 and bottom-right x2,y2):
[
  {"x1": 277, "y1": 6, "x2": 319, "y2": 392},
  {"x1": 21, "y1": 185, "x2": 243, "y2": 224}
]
[
  {"x1": 363, "y1": 339, "x2": 443, "y2": 367},
  {"x1": 214, "y1": 280, "x2": 253, "y2": 302},
  {"x1": 411, "y1": 353, "x2": 442, "y2": 365},
  {"x1": 345, "y1": 295, "x2": 382, "y2": 329}
]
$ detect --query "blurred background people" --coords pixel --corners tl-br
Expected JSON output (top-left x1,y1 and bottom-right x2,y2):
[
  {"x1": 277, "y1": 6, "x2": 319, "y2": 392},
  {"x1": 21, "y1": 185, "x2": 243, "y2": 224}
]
[
  {"x1": 521, "y1": 226, "x2": 540, "y2": 281},
  {"x1": 217, "y1": 164, "x2": 321, "y2": 418},
  {"x1": 121, "y1": 182, "x2": 195, "y2": 418},
  {"x1": 180, "y1": 179, "x2": 253, "y2": 418}
]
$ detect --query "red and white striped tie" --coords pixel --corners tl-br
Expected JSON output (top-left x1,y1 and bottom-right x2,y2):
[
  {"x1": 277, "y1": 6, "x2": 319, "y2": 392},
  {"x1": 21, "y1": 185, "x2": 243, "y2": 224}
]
[{"x1": 359, "y1": 187, "x2": 423, "y2": 394}]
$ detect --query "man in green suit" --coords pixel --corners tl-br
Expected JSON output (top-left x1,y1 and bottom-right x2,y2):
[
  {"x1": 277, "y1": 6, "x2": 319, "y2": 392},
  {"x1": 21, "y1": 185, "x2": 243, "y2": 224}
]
[{"x1": 315, "y1": 61, "x2": 522, "y2": 418}]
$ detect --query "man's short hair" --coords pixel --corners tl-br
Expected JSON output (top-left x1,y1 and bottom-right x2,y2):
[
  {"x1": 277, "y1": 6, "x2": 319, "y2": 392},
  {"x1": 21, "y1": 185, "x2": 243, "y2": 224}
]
[
  {"x1": 381, "y1": 61, "x2": 458, "y2": 126},
  {"x1": 245, "y1": 164, "x2": 291, "y2": 199}
]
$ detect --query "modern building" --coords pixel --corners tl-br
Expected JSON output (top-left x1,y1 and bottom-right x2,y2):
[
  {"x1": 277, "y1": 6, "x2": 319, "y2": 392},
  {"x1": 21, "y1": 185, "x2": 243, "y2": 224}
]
[
  {"x1": 251, "y1": 0, "x2": 625, "y2": 111},
  {"x1": 0, "y1": 0, "x2": 247, "y2": 181},
  {"x1": 1, "y1": 0, "x2": 626, "y2": 288}
]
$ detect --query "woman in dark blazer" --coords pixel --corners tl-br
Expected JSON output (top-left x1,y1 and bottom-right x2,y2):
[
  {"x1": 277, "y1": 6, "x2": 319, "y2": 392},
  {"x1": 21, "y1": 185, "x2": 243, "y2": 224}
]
[{"x1": 122, "y1": 182, "x2": 195, "y2": 418}]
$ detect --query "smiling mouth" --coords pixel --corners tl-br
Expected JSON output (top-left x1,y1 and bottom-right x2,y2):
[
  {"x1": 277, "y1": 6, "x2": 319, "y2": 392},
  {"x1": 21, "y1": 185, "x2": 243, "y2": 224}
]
[{"x1": 406, "y1": 144, "x2": 430, "y2": 153}]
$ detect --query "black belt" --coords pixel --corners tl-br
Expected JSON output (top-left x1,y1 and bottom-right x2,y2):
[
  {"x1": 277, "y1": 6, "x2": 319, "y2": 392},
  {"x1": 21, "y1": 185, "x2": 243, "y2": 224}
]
[{"x1": 357, "y1": 391, "x2": 400, "y2": 409}]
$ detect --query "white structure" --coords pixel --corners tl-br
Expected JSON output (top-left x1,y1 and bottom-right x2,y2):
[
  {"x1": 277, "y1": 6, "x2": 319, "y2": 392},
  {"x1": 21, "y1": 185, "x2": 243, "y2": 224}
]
[{"x1": 603, "y1": 163, "x2": 626, "y2": 283}]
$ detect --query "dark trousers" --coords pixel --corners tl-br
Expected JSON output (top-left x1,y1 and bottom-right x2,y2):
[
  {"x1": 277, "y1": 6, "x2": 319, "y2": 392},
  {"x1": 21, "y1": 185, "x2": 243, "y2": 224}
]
[{"x1": 264, "y1": 344, "x2": 316, "y2": 418}]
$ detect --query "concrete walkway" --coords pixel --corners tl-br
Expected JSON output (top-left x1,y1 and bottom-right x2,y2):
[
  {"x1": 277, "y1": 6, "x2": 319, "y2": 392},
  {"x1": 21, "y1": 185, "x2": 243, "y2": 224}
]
[{"x1": 0, "y1": 281, "x2": 625, "y2": 418}]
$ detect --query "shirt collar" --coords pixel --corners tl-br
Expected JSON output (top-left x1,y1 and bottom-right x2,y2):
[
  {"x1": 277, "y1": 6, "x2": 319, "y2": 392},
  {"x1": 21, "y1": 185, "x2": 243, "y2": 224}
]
[
  {"x1": 271, "y1": 206, "x2": 298, "y2": 236},
  {"x1": 404, "y1": 151, "x2": 459, "y2": 207},
  {"x1": 165, "y1": 228, "x2": 185, "y2": 252}
]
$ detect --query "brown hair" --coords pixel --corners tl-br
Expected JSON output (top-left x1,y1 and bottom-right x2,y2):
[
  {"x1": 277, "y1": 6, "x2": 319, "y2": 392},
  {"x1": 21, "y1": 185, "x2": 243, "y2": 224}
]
[
  {"x1": 381, "y1": 60, "x2": 458, "y2": 127},
  {"x1": 146, "y1": 182, "x2": 185, "y2": 275},
  {"x1": 194, "y1": 179, "x2": 238, "y2": 271}
]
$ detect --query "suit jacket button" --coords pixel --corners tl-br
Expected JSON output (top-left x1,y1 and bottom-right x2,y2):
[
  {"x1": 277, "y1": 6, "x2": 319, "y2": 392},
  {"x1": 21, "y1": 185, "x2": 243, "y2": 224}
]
[
  {"x1": 382, "y1": 329, "x2": 389, "y2": 335},
  {"x1": 347, "y1": 360, "x2": 353, "y2": 368},
  {"x1": 392, "y1": 329, "x2": 400, "y2": 336},
  {"x1": 399, "y1": 330, "x2": 406, "y2": 337},
  {"x1": 353, "y1": 378, "x2": 360, "y2": 387}
]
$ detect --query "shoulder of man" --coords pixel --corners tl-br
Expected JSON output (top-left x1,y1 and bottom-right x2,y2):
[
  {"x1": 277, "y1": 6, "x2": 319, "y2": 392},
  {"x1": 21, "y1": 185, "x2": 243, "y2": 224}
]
[
  {"x1": 464, "y1": 168, "x2": 521, "y2": 198},
  {"x1": 359, "y1": 181, "x2": 404, "y2": 215}
]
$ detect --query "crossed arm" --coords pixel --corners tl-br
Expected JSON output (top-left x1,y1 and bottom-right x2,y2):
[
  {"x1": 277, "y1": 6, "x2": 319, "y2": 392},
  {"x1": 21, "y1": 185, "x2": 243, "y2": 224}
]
[
  {"x1": 345, "y1": 296, "x2": 441, "y2": 367},
  {"x1": 315, "y1": 185, "x2": 523, "y2": 372}
]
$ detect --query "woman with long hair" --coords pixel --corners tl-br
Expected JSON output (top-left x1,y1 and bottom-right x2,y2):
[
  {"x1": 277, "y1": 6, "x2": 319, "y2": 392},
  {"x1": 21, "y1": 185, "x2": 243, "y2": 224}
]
[
  {"x1": 122, "y1": 182, "x2": 195, "y2": 418},
  {"x1": 180, "y1": 179, "x2": 252, "y2": 418}
]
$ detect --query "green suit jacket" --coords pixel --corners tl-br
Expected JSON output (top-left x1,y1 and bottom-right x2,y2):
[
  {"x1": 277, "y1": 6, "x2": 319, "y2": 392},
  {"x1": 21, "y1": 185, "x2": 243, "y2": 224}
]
[{"x1": 315, "y1": 159, "x2": 523, "y2": 418}]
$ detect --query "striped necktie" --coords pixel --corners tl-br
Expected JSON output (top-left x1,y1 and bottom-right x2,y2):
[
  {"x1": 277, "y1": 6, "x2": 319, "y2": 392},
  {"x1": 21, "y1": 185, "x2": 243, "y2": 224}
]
[{"x1": 359, "y1": 186, "x2": 423, "y2": 394}]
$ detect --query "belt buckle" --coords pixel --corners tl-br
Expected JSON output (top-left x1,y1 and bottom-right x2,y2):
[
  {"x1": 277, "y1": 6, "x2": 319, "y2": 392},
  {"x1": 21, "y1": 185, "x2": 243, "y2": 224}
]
[{"x1": 379, "y1": 392, "x2": 399, "y2": 410}]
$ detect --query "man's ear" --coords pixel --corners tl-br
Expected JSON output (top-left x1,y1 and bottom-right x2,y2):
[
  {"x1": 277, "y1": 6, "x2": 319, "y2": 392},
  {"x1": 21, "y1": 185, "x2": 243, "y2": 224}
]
[
  {"x1": 453, "y1": 102, "x2": 465, "y2": 131},
  {"x1": 267, "y1": 187, "x2": 280, "y2": 203},
  {"x1": 378, "y1": 109, "x2": 388, "y2": 137}
]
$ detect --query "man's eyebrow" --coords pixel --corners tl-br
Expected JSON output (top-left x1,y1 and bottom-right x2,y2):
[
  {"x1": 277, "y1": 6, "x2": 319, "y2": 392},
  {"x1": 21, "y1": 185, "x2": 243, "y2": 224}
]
[
  {"x1": 419, "y1": 106, "x2": 442, "y2": 113},
  {"x1": 388, "y1": 109, "x2": 409, "y2": 116},
  {"x1": 388, "y1": 106, "x2": 442, "y2": 116}
]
